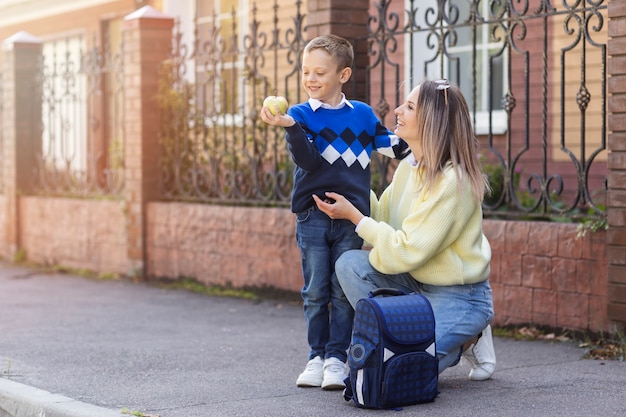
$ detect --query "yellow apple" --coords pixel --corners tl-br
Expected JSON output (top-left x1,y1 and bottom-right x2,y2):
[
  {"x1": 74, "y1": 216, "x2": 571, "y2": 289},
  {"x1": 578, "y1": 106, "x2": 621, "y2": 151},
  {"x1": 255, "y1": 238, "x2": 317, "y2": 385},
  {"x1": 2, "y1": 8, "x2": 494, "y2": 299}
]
[{"x1": 263, "y1": 95, "x2": 289, "y2": 116}]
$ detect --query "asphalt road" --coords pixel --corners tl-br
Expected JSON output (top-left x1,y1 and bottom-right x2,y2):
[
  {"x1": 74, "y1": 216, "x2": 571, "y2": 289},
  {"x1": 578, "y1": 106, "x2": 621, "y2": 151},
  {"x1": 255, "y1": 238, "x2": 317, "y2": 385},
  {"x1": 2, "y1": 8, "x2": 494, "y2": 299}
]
[{"x1": 0, "y1": 262, "x2": 625, "y2": 417}]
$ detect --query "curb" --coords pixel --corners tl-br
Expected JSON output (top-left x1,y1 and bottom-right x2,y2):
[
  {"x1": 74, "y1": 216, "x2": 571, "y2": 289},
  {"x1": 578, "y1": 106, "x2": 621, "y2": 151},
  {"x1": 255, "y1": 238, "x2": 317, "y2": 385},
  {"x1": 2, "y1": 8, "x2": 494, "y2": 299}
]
[{"x1": 0, "y1": 378, "x2": 121, "y2": 417}]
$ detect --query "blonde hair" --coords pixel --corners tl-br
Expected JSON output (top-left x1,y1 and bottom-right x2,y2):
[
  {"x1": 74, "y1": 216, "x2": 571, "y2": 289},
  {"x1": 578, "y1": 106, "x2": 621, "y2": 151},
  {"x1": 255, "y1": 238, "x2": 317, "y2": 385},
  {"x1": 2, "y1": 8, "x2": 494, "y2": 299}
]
[
  {"x1": 414, "y1": 80, "x2": 490, "y2": 202},
  {"x1": 304, "y1": 34, "x2": 354, "y2": 71}
]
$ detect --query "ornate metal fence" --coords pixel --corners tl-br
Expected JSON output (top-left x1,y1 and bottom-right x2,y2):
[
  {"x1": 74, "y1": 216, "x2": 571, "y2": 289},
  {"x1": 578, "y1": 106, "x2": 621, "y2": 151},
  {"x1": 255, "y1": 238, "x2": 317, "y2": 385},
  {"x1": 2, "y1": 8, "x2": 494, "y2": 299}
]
[
  {"x1": 25, "y1": 1, "x2": 606, "y2": 221},
  {"x1": 158, "y1": 0, "x2": 608, "y2": 221},
  {"x1": 157, "y1": 5, "x2": 306, "y2": 206},
  {"x1": 33, "y1": 33, "x2": 125, "y2": 198}
]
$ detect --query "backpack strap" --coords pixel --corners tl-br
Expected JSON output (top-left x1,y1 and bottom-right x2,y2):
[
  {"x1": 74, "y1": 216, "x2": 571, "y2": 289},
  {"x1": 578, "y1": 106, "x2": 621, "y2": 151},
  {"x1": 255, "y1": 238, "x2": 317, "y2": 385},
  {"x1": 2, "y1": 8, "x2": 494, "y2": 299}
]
[
  {"x1": 369, "y1": 288, "x2": 406, "y2": 298},
  {"x1": 342, "y1": 377, "x2": 354, "y2": 402}
]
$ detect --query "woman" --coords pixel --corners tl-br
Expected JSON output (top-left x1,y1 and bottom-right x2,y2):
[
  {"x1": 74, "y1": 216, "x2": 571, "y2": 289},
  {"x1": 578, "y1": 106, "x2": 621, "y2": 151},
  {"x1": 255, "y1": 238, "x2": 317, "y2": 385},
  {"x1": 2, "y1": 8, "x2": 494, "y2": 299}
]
[{"x1": 312, "y1": 79, "x2": 496, "y2": 379}]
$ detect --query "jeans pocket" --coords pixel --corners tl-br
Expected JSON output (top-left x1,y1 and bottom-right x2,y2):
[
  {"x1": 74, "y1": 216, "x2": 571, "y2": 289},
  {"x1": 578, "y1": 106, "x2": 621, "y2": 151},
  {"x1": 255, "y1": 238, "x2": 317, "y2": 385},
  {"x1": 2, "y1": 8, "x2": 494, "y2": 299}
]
[{"x1": 296, "y1": 207, "x2": 313, "y2": 223}]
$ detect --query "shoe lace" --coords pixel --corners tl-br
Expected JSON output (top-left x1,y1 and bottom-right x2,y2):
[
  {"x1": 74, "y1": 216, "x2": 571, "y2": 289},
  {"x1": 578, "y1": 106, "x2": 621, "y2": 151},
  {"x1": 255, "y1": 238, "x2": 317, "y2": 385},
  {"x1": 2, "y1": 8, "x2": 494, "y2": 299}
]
[
  {"x1": 303, "y1": 358, "x2": 322, "y2": 373},
  {"x1": 304, "y1": 363, "x2": 318, "y2": 372},
  {"x1": 473, "y1": 344, "x2": 489, "y2": 363},
  {"x1": 463, "y1": 344, "x2": 479, "y2": 365},
  {"x1": 324, "y1": 361, "x2": 345, "y2": 373}
]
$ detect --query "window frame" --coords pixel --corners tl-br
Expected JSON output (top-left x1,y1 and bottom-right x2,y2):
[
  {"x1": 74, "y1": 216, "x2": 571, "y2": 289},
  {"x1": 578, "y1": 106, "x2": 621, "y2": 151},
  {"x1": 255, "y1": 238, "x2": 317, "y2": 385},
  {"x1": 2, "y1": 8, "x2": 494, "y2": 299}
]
[{"x1": 406, "y1": 0, "x2": 508, "y2": 135}]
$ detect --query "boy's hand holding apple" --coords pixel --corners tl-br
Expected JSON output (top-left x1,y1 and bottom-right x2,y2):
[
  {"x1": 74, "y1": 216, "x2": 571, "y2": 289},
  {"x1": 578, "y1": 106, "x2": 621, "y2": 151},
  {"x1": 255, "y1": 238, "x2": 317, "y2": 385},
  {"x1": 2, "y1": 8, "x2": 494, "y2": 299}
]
[
  {"x1": 263, "y1": 95, "x2": 288, "y2": 115},
  {"x1": 261, "y1": 95, "x2": 295, "y2": 127}
]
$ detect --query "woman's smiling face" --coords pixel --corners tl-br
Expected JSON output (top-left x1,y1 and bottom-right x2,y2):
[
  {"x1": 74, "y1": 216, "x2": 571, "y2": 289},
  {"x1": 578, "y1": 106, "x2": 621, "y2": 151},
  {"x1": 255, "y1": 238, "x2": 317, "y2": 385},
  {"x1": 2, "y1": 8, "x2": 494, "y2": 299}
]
[{"x1": 394, "y1": 85, "x2": 422, "y2": 160}]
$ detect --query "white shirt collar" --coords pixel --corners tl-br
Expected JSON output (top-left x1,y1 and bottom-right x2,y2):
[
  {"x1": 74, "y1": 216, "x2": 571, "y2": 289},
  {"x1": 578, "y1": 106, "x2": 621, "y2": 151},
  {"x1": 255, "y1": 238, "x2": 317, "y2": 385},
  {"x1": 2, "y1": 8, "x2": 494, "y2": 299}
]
[{"x1": 308, "y1": 93, "x2": 354, "y2": 111}]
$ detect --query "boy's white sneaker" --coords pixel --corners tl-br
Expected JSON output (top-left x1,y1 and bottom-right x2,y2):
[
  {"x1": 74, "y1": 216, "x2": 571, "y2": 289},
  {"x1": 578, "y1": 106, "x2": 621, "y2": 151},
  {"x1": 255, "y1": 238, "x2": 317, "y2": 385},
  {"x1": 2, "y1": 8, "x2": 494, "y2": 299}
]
[
  {"x1": 462, "y1": 324, "x2": 496, "y2": 380},
  {"x1": 321, "y1": 357, "x2": 348, "y2": 390},
  {"x1": 296, "y1": 356, "x2": 324, "y2": 387}
]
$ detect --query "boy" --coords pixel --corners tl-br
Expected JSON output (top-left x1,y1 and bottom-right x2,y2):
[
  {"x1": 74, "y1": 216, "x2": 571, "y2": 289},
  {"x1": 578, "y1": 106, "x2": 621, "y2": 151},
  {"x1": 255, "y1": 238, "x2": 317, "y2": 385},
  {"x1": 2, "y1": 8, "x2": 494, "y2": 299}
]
[{"x1": 261, "y1": 34, "x2": 408, "y2": 390}]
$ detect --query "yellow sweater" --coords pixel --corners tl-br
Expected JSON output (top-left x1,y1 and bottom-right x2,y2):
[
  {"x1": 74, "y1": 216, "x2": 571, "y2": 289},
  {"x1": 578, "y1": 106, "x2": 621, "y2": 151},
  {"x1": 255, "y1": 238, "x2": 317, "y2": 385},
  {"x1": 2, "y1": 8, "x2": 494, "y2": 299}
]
[{"x1": 358, "y1": 159, "x2": 491, "y2": 286}]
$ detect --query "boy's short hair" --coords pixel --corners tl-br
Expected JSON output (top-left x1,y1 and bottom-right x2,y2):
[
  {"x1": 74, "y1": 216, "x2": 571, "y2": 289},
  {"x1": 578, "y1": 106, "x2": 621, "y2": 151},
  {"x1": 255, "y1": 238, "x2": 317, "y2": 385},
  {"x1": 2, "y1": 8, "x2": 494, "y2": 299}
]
[{"x1": 304, "y1": 34, "x2": 354, "y2": 71}]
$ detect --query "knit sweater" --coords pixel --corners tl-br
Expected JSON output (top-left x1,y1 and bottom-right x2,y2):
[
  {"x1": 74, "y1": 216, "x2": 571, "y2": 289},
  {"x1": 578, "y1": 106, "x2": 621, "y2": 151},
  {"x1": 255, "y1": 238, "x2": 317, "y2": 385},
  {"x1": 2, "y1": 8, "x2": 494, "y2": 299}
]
[
  {"x1": 284, "y1": 101, "x2": 408, "y2": 214},
  {"x1": 358, "y1": 159, "x2": 491, "y2": 286}
]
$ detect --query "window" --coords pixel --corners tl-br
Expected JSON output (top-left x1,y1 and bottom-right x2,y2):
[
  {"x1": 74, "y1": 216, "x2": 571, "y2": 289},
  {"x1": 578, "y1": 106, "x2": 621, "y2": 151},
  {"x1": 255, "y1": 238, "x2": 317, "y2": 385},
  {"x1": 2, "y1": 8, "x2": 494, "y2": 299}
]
[
  {"x1": 408, "y1": 0, "x2": 508, "y2": 134},
  {"x1": 41, "y1": 33, "x2": 88, "y2": 172}
]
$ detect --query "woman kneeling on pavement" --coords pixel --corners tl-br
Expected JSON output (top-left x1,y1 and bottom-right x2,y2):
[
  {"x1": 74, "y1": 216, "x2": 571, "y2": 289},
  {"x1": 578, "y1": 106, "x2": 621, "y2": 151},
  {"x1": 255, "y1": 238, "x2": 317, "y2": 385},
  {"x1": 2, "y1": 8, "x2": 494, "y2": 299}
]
[{"x1": 313, "y1": 79, "x2": 496, "y2": 379}]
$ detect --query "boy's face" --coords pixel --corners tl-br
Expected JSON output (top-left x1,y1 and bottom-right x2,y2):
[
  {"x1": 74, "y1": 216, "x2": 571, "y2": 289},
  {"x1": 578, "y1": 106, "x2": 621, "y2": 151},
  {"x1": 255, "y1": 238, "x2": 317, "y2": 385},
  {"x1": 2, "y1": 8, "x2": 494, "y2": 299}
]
[{"x1": 301, "y1": 48, "x2": 351, "y2": 104}]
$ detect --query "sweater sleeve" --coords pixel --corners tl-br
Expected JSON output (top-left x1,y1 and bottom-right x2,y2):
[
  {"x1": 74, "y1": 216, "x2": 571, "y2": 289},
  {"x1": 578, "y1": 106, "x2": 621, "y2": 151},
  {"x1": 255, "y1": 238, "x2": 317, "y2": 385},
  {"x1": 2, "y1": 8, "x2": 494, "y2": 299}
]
[
  {"x1": 284, "y1": 123, "x2": 321, "y2": 172},
  {"x1": 358, "y1": 168, "x2": 477, "y2": 276},
  {"x1": 354, "y1": 101, "x2": 410, "y2": 160},
  {"x1": 374, "y1": 129, "x2": 411, "y2": 160}
]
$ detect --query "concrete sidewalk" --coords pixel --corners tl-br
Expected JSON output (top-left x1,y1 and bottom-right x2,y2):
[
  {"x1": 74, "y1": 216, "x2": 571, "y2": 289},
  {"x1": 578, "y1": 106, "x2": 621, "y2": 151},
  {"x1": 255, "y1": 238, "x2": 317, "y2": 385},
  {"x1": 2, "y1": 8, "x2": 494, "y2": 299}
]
[{"x1": 0, "y1": 262, "x2": 624, "y2": 417}]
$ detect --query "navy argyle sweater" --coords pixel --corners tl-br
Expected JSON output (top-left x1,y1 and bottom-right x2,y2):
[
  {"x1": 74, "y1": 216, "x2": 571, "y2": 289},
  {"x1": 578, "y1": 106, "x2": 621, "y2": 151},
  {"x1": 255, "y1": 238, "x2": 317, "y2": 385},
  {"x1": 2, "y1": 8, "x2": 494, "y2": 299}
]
[{"x1": 284, "y1": 100, "x2": 408, "y2": 215}]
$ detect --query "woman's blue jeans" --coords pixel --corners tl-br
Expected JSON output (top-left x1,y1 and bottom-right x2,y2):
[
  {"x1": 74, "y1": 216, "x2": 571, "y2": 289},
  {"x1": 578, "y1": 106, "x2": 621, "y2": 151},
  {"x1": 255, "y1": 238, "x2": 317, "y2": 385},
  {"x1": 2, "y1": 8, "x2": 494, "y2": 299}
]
[
  {"x1": 296, "y1": 207, "x2": 364, "y2": 363},
  {"x1": 335, "y1": 249, "x2": 494, "y2": 373}
]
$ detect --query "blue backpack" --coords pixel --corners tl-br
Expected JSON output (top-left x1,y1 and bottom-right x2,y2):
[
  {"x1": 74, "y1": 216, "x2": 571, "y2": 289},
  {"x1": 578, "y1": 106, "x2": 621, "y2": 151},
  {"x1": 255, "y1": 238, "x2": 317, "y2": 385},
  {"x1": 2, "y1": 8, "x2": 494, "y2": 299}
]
[{"x1": 343, "y1": 288, "x2": 438, "y2": 409}]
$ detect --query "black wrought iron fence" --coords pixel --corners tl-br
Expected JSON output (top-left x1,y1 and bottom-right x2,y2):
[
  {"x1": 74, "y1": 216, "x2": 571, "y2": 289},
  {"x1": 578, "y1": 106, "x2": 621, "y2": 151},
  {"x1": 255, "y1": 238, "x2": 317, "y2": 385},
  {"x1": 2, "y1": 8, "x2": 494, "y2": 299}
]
[
  {"x1": 22, "y1": 1, "x2": 606, "y2": 221},
  {"x1": 158, "y1": 0, "x2": 608, "y2": 221},
  {"x1": 33, "y1": 33, "x2": 125, "y2": 198},
  {"x1": 376, "y1": 0, "x2": 607, "y2": 221},
  {"x1": 157, "y1": 5, "x2": 305, "y2": 205}
]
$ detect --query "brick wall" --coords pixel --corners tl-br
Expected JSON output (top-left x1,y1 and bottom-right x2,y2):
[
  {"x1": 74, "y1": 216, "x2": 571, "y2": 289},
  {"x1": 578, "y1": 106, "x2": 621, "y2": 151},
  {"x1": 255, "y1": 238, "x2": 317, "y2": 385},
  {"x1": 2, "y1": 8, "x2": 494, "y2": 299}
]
[
  {"x1": 18, "y1": 197, "x2": 128, "y2": 274},
  {"x1": 146, "y1": 203, "x2": 302, "y2": 293},
  {"x1": 145, "y1": 203, "x2": 610, "y2": 333},
  {"x1": 0, "y1": 195, "x2": 6, "y2": 257},
  {"x1": 0, "y1": 3, "x2": 622, "y2": 337},
  {"x1": 485, "y1": 220, "x2": 608, "y2": 332},
  {"x1": 7, "y1": 192, "x2": 613, "y2": 333}
]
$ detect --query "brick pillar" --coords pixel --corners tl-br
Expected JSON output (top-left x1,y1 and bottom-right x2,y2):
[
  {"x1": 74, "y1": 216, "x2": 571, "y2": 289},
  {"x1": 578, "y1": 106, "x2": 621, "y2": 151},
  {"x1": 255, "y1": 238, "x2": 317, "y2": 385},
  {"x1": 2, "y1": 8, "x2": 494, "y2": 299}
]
[
  {"x1": 306, "y1": 0, "x2": 371, "y2": 100},
  {"x1": 122, "y1": 6, "x2": 174, "y2": 276},
  {"x1": 607, "y1": 0, "x2": 626, "y2": 332},
  {"x1": 1, "y1": 32, "x2": 42, "y2": 260}
]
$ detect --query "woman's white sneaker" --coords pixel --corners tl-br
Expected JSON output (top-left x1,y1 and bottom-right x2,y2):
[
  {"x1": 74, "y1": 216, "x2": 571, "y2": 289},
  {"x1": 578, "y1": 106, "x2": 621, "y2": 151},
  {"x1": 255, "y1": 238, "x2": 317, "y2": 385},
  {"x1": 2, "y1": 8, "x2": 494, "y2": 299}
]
[{"x1": 462, "y1": 324, "x2": 496, "y2": 380}]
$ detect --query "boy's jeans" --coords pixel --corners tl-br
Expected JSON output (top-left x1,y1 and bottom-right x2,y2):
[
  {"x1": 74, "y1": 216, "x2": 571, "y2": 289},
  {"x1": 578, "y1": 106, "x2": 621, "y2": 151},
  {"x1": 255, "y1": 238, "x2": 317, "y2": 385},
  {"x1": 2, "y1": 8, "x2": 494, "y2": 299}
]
[
  {"x1": 296, "y1": 206, "x2": 363, "y2": 363},
  {"x1": 336, "y1": 249, "x2": 494, "y2": 373}
]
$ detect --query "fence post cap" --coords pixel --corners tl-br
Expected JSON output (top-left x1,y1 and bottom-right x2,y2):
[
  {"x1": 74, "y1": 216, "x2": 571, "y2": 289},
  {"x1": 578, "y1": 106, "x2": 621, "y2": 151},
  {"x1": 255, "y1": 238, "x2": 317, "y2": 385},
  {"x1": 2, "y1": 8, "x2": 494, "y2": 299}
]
[
  {"x1": 3, "y1": 30, "x2": 42, "y2": 51},
  {"x1": 124, "y1": 5, "x2": 171, "y2": 21}
]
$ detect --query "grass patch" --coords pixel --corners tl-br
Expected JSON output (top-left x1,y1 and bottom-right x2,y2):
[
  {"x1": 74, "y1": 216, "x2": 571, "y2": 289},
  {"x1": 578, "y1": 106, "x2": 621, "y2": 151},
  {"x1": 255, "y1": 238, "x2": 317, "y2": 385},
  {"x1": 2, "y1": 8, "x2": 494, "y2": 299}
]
[
  {"x1": 8, "y1": 256, "x2": 300, "y2": 304},
  {"x1": 240, "y1": 285, "x2": 302, "y2": 304},
  {"x1": 120, "y1": 408, "x2": 144, "y2": 417},
  {"x1": 47, "y1": 265, "x2": 121, "y2": 281},
  {"x1": 493, "y1": 325, "x2": 625, "y2": 361},
  {"x1": 155, "y1": 277, "x2": 259, "y2": 300},
  {"x1": 492, "y1": 325, "x2": 572, "y2": 342},
  {"x1": 120, "y1": 408, "x2": 160, "y2": 417},
  {"x1": 11, "y1": 260, "x2": 122, "y2": 282},
  {"x1": 154, "y1": 277, "x2": 303, "y2": 304}
]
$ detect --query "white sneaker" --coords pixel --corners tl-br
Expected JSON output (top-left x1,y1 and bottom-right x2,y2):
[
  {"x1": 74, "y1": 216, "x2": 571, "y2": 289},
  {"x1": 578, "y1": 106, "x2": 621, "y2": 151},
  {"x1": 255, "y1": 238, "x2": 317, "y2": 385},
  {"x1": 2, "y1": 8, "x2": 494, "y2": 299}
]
[
  {"x1": 462, "y1": 324, "x2": 496, "y2": 380},
  {"x1": 321, "y1": 357, "x2": 348, "y2": 390},
  {"x1": 296, "y1": 356, "x2": 324, "y2": 387}
]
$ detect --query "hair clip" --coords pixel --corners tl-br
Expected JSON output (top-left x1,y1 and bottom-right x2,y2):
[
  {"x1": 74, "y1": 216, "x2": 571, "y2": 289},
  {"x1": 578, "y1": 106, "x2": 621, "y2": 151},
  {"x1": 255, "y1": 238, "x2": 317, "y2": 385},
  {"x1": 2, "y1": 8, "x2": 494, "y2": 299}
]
[{"x1": 435, "y1": 79, "x2": 450, "y2": 106}]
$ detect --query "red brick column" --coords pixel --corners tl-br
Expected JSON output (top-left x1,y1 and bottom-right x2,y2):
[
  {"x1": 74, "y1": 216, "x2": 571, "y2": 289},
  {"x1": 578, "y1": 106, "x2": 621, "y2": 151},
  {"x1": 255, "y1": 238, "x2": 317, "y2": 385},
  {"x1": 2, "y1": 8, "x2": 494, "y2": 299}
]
[
  {"x1": 306, "y1": 0, "x2": 370, "y2": 100},
  {"x1": 306, "y1": 0, "x2": 370, "y2": 40},
  {"x1": 122, "y1": 6, "x2": 174, "y2": 276},
  {"x1": 1, "y1": 32, "x2": 42, "y2": 259},
  {"x1": 607, "y1": 0, "x2": 626, "y2": 332}
]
